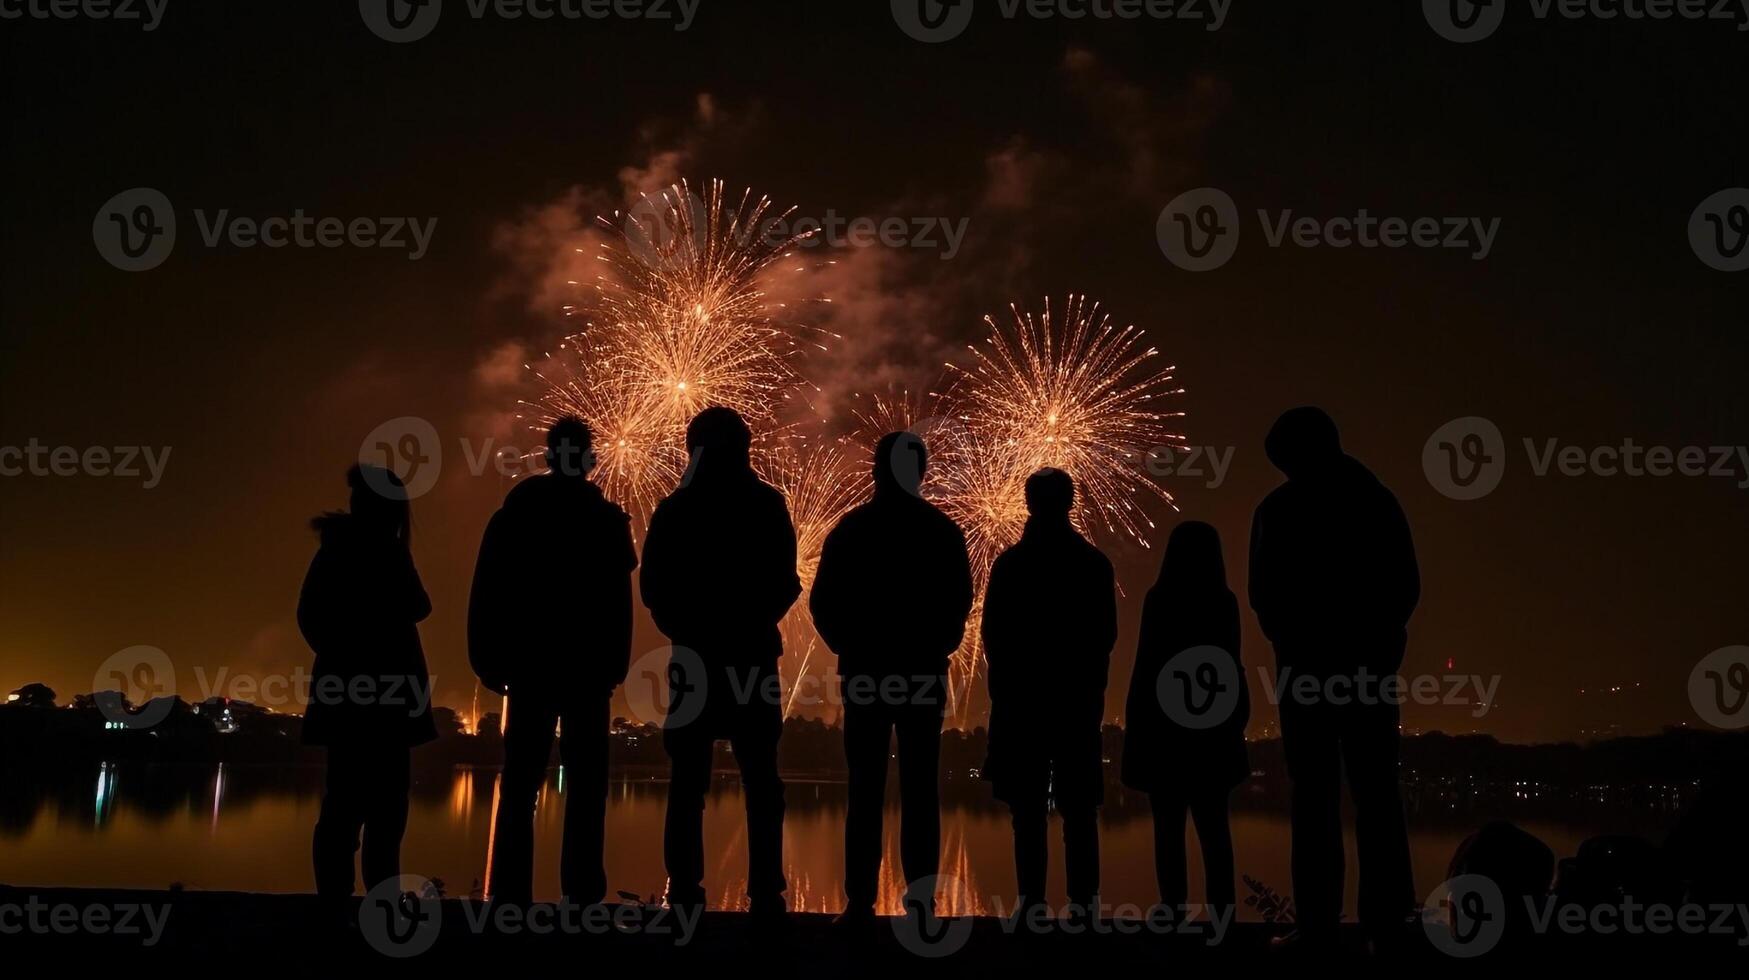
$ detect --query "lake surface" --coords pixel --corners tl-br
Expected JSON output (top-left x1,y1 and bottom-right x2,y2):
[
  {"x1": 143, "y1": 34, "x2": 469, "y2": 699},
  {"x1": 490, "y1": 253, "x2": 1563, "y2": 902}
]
[{"x1": 0, "y1": 763, "x2": 1629, "y2": 917}]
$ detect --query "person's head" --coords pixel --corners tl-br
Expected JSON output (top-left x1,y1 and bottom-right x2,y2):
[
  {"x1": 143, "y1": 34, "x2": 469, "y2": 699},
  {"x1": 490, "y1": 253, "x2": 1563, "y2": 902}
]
[
  {"x1": 1264, "y1": 406, "x2": 1342, "y2": 480},
  {"x1": 546, "y1": 415, "x2": 596, "y2": 478},
  {"x1": 685, "y1": 406, "x2": 752, "y2": 471},
  {"x1": 873, "y1": 431, "x2": 927, "y2": 496},
  {"x1": 1158, "y1": 520, "x2": 1227, "y2": 593},
  {"x1": 1024, "y1": 468, "x2": 1075, "y2": 521},
  {"x1": 343, "y1": 463, "x2": 413, "y2": 544}
]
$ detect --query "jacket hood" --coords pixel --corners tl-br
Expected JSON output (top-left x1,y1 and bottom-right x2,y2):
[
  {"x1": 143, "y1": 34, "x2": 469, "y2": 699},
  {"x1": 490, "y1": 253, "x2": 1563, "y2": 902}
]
[{"x1": 1264, "y1": 407, "x2": 1343, "y2": 480}]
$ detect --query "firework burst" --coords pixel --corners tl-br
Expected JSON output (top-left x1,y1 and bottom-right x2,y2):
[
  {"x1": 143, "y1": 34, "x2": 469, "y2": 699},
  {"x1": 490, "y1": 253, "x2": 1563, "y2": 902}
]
[
  {"x1": 518, "y1": 178, "x2": 832, "y2": 527},
  {"x1": 849, "y1": 297, "x2": 1186, "y2": 725}
]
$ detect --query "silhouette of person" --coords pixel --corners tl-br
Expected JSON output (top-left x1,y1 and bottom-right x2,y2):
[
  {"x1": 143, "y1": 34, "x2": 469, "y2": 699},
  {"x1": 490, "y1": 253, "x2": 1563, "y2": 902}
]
[
  {"x1": 982, "y1": 469, "x2": 1117, "y2": 916},
  {"x1": 810, "y1": 431, "x2": 974, "y2": 924},
  {"x1": 468, "y1": 416, "x2": 637, "y2": 905},
  {"x1": 1121, "y1": 520, "x2": 1248, "y2": 917},
  {"x1": 297, "y1": 464, "x2": 437, "y2": 908},
  {"x1": 1248, "y1": 407, "x2": 1419, "y2": 946},
  {"x1": 640, "y1": 407, "x2": 801, "y2": 919}
]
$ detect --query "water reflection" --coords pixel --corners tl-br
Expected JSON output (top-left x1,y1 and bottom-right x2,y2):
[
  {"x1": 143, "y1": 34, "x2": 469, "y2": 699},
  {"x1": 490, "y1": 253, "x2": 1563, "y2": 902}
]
[{"x1": 0, "y1": 762, "x2": 1652, "y2": 917}]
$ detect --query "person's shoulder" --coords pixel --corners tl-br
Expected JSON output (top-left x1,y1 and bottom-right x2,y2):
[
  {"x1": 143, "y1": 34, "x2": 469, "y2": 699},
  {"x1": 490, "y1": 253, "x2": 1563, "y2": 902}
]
[
  {"x1": 1079, "y1": 536, "x2": 1114, "y2": 574},
  {"x1": 502, "y1": 472, "x2": 552, "y2": 506},
  {"x1": 1259, "y1": 480, "x2": 1295, "y2": 509},
  {"x1": 919, "y1": 497, "x2": 965, "y2": 537},
  {"x1": 751, "y1": 476, "x2": 792, "y2": 512},
  {"x1": 833, "y1": 498, "x2": 881, "y2": 532}
]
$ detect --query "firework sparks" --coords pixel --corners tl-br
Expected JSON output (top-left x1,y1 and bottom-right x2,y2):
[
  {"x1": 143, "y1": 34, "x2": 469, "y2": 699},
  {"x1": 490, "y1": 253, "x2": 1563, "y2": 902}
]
[
  {"x1": 849, "y1": 298, "x2": 1185, "y2": 725},
  {"x1": 755, "y1": 440, "x2": 871, "y2": 718},
  {"x1": 518, "y1": 178, "x2": 831, "y2": 527}
]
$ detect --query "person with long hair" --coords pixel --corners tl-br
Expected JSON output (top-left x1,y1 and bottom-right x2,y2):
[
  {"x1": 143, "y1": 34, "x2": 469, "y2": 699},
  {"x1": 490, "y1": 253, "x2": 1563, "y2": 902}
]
[
  {"x1": 1122, "y1": 520, "x2": 1249, "y2": 920},
  {"x1": 297, "y1": 463, "x2": 437, "y2": 911}
]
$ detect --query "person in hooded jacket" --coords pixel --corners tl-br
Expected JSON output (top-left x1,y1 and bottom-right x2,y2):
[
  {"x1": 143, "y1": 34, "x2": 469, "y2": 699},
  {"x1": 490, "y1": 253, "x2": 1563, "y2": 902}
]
[
  {"x1": 1122, "y1": 520, "x2": 1249, "y2": 918},
  {"x1": 1248, "y1": 406, "x2": 1419, "y2": 947},
  {"x1": 640, "y1": 407, "x2": 801, "y2": 919},
  {"x1": 981, "y1": 468, "x2": 1117, "y2": 917},
  {"x1": 298, "y1": 463, "x2": 437, "y2": 907},
  {"x1": 810, "y1": 431, "x2": 974, "y2": 924},
  {"x1": 468, "y1": 416, "x2": 637, "y2": 905}
]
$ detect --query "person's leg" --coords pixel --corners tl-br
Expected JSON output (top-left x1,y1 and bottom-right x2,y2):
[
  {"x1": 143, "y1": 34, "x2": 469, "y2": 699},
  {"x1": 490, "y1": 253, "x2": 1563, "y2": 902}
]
[
  {"x1": 1009, "y1": 796, "x2": 1049, "y2": 910},
  {"x1": 1280, "y1": 697, "x2": 1344, "y2": 937},
  {"x1": 730, "y1": 682, "x2": 787, "y2": 909},
  {"x1": 557, "y1": 696, "x2": 611, "y2": 904},
  {"x1": 360, "y1": 746, "x2": 412, "y2": 894},
  {"x1": 313, "y1": 746, "x2": 368, "y2": 901},
  {"x1": 894, "y1": 697, "x2": 943, "y2": 909},
  {"x1": 490, "y1": 694, "x2": 559, "y2": 904},
  {"x1": 1061, "y1": 805, "x2": 1101, "y2": 911},
  {"x1": 1189, "y1": 791, "x2": 1236, "y2": 914},
  {"x1": 840, "y1": 701, "x2": 890, "y2": 913},
  {"x1": 1149, "y1": 794, "x2": 1190, "y2": 911},
  {"x1": 1342, "y1": 701, "x2": 1414, "y2": 934},
  {"x1": 662, "y1": 724, "x2": 713, "y2": 909}
]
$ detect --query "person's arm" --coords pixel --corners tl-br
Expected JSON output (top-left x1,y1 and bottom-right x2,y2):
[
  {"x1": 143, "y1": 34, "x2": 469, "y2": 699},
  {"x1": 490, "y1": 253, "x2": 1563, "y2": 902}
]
[
  {"x1": 400, "y1": 546, "x2": 432, "y2": 623},
  {"x1": 639, "y1": 500, "x2": 682, "y2": 641},
  {"x1": 1383, "y1": 493, "x2": 1421, "y2": 629},
  {"x1": 943, "y1": 523, "x2": 975, "y2": 656},
  {"x1": 467, "y1": 512, "x2": 510, "y2": 694},
  {"x1": 606, "y1": 511, "x2": 637, "y2": 690},
  {"x1": 807, "y1": 523, "x2": 851, "y2": 657},
  {"x1": 1247, "y1": 504, "x2": 1280, "y2": 644},
  {"x1": 1092, "y1": 557, "x2": 1119, "y2": 696},
  {"x1": 980, "y1": 556, "x2": 1015, "y2": 702},
  {"x1": 1223, "y1": 591, "x2": 1250, "y2": 733},
  {"x1": 296, "y1": 548, "x2": 334, "y2": 659},
  {"x1": 758, "y1": 492, "x2": 803, "y2": 628},
  {"x1": 1124, "y1": 589, "x2": 1162, "y2": 728}
]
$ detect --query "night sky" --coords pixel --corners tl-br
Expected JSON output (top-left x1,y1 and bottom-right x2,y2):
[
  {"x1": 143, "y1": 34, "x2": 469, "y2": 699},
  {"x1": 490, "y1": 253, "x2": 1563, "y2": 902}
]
[{"x1": 2, "y1": 1, "x2": 1745, "y2": 742}]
